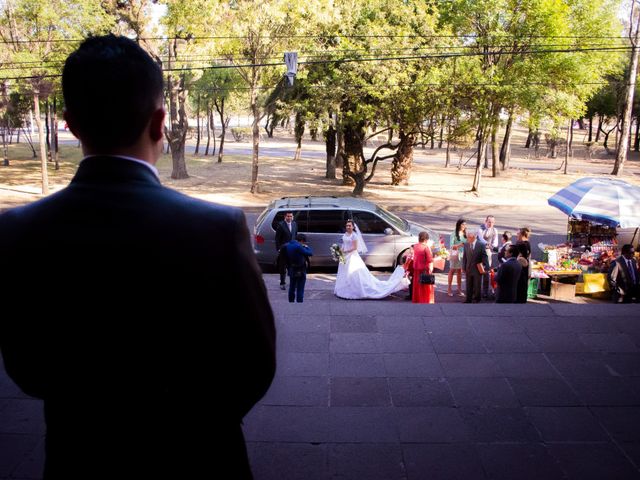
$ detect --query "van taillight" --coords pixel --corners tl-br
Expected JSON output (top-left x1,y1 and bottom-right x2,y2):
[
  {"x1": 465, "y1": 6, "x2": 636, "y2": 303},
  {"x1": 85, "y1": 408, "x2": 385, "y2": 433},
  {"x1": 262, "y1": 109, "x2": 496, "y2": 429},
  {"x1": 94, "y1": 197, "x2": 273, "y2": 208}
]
[{"x1": 255, "y1": 235, "x2": 265, "y2": 244}]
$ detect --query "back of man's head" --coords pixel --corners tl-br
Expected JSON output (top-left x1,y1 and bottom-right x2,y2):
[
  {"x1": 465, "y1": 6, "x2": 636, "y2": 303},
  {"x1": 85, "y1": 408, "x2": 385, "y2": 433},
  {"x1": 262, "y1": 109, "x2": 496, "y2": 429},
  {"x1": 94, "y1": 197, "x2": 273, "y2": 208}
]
[{"x1": 62, "y1": 34, "x2": 163, "y2": 152}]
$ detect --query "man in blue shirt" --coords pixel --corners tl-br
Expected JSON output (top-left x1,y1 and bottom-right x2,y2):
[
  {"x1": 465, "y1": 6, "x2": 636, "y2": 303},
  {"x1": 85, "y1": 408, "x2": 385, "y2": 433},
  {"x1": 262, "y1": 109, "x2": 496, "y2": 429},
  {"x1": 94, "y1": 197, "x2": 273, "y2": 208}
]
[{"x1": 286, "y1": 234, "x2": 314, "y2": 303}]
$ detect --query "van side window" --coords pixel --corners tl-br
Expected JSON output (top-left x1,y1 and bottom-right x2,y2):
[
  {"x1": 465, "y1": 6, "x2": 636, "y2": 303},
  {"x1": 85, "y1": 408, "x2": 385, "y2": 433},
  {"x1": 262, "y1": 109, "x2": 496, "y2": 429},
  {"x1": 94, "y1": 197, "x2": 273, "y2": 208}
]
[
  {"x1": 307, "y1": 210, "x2": 346, "y2": 233},
  {"x1": 352, "y1": 211, "x2": 389, "y2": 234},
  {"x1": 271, "y1": 211, "x2": 308, "y2": 231}
]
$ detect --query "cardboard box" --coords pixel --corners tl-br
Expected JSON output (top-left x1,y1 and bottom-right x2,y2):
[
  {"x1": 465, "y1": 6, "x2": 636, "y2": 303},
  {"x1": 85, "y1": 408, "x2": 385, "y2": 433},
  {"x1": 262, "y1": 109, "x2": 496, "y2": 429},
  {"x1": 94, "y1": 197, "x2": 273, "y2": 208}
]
[
  {"x1": 551, "y1": 281, "x2": 576, "y2": 301},
  {"x1": 582, "y1": 273, "x2": 609, "y2": 293}
]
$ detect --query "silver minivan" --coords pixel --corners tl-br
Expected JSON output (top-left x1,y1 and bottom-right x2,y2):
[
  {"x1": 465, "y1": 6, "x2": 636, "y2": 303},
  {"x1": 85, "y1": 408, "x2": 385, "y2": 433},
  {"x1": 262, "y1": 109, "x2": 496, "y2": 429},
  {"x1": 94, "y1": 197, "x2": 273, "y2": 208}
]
[{"x1": 253, "y1": 196, "x2": 438, "y2": 269}]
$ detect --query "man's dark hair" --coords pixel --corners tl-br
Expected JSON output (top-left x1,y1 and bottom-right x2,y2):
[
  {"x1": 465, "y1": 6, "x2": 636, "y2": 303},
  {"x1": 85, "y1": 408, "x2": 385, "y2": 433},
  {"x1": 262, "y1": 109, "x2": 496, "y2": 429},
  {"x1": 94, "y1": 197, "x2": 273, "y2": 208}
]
[
  {"x1": 296, "y1": 234, "x2": 307, "y2": 242},
  {"x1": 62, "y1": 34, "x2": 163, "y2": 151},
  {"x1": 507, "y1": 244, "x2": 519, "y2": 257},
  {"x1": 621, "y1": 244, "x2": 634, "y2": 255}
]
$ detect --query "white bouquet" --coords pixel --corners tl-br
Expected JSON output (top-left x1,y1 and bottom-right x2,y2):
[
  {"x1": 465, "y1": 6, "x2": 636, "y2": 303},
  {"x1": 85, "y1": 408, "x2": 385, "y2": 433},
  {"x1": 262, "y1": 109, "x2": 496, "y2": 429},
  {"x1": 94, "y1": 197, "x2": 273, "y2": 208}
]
[{"x1": 330, "y1": 243, "x2": 345, "y2": 264}]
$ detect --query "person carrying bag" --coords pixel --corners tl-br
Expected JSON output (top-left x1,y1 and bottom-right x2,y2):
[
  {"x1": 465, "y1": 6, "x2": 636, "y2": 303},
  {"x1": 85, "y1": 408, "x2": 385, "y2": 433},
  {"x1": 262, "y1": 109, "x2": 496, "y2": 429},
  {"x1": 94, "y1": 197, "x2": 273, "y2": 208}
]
[{"x1": 411, "y1": 231, "x2": 435, "y2": 303}]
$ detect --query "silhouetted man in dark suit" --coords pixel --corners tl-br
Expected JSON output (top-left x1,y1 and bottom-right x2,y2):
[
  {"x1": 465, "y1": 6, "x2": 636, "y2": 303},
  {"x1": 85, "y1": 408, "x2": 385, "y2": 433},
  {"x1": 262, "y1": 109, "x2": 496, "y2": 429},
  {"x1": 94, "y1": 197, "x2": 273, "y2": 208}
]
[
  {"x1": 0, "y1": 35, "x2": 275, "y2": 480},
  {"x1": 609, "y1": 244, "x2": 639, "y2": 303},
  {"x1": 462, "y1": 232, "x2": 489, "y2": 303},
  {"x1": 495, "y1": 245, "x2": 522, "y2": 303},
  {"x1": 275, "y1": 211, "x2": 298, "y2": 289}
]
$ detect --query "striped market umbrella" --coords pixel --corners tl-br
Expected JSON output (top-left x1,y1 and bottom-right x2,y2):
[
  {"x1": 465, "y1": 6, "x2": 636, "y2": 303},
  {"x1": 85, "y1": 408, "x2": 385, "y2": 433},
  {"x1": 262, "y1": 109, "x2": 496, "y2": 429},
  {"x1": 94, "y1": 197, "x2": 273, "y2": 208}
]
[{"x1": 548, "y1": 177, "x2": 640, "y2": 228}]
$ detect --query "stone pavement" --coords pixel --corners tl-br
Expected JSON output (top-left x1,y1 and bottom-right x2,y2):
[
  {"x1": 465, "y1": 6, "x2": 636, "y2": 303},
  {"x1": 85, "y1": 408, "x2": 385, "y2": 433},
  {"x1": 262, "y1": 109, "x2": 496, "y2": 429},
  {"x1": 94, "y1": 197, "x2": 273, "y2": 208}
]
[{"x1": 1, "y1": 273, "x2": 639, "y2": 479}]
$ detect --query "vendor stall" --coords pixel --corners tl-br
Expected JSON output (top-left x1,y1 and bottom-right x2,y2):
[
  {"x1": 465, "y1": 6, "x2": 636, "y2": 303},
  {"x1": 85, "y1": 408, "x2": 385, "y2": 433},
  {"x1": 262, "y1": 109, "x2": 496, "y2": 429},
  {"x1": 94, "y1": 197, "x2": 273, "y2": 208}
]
[{"x1": 541, "y1": 177, "x2": 640, "y2": 300}]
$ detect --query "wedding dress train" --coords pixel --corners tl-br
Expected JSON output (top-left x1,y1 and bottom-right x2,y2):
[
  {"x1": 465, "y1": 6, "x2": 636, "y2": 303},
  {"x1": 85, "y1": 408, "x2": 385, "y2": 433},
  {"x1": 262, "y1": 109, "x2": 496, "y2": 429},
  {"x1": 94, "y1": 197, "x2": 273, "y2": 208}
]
[{"x1": 334, "y1": 233, "x2": 408, "y2": 299}]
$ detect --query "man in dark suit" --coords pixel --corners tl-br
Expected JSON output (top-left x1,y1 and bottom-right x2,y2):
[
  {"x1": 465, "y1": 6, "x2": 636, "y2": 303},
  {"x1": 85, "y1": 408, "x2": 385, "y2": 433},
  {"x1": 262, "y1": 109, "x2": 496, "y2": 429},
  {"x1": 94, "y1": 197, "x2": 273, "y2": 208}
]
[
  {"x1": 609, "y1": 244, "x2": 639, "y2": 303},
  {"x1": 275, "y1": 211, "x2": 298, "y2": 290},
  {"x1": 495, "y1": 245, "x2": 523, "y2": 303},
  {"x1": 0, "y1": 35, "x2": 275, "y2": 480},
  {"x1": 462, "y1": 231, "x2": 490, "y2": 303}
]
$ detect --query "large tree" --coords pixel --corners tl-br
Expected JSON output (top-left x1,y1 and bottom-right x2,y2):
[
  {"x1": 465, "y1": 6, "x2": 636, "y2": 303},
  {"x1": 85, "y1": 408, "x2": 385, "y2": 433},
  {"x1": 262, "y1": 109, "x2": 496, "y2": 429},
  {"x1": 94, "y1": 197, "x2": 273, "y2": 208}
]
[
  {"x1": 440, "y1": 0, "x2": 622, "y2": 192},
  {"x1": 0, "y1": 0, "x2": 112, "y2": 194},
  {"x1": 159, "y1": 0, "x2": 217, "y2": 179},
  {"x1": 215, "y1": 0, "x2": 332, "y2": 193},
  {"x1": 300, "y1": 0, "x2": 443, "y2": 195}
]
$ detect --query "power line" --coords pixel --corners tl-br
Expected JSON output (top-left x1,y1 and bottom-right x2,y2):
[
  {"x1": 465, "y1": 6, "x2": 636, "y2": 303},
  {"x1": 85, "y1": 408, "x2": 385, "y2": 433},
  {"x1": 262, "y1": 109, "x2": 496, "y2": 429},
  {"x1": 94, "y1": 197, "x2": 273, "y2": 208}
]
[
  {"x1": 0, "y1": 45, "x2": 629, "y2": 81},
  {"x1": 0, "y1": 33, "x2": 632, "y2": 45},
  {"x1": 0, "y1": 41, "x2": 630, "y2": 70},
  {"x1": 0, "y1": 81, "x2": 625, "y2": 97}
]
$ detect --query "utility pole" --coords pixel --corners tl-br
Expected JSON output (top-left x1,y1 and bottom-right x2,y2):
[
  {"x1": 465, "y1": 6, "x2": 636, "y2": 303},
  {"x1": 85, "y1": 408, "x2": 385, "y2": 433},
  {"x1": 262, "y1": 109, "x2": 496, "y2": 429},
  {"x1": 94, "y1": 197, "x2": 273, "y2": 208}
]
[{"x1": 613, "y1": 0, "x2": 640, "y2": 175}]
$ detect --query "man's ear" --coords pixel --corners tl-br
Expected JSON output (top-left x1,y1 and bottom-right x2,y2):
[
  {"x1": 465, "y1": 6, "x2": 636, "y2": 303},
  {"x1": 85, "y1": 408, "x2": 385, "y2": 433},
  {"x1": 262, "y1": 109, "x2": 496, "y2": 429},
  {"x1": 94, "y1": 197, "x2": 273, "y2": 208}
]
[
  {"x1": 149, "y1": 108, "x2": 165, "y2": 142},
  {"x1": 62, "y1": 110, "x2": 81, "y2": 139}
]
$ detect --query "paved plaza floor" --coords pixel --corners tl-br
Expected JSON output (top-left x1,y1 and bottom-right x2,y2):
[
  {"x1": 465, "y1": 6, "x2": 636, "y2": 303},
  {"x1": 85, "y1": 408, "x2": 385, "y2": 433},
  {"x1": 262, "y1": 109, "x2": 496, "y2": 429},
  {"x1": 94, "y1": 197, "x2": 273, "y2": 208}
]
[{"x1": 1, "y1": 274, "x2": 639, "y2": 479}]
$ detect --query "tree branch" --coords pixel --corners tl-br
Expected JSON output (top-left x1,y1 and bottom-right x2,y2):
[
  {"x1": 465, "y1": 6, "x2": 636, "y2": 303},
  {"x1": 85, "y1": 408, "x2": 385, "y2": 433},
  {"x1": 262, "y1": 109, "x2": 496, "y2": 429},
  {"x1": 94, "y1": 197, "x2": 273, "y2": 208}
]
[{"x1": 364, "y1": 127, "x2": 392, "y2": 142}]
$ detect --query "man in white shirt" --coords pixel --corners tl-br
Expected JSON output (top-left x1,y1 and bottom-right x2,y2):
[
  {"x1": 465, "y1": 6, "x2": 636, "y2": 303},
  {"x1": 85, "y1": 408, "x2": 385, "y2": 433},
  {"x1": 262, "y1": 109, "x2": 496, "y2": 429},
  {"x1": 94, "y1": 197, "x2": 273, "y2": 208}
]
[{"x1": 477, "y1": 215, "x2": 498, "y2": 298}]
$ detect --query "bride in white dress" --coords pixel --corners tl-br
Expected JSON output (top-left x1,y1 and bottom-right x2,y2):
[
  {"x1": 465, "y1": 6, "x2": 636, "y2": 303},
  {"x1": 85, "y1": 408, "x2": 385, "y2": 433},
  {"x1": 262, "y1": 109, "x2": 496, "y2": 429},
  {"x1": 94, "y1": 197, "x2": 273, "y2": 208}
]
[{"x1": 334, "y1": 220, "x2": 409, "y2": 299}]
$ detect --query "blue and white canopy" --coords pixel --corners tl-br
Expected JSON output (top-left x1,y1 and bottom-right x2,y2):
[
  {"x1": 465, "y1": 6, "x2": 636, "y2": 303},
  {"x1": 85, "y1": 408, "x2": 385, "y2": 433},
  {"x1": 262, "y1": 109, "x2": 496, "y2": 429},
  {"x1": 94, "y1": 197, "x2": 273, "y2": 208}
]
[{"x1": 548, "y1": 177, "x2": 640, "y2": 228}]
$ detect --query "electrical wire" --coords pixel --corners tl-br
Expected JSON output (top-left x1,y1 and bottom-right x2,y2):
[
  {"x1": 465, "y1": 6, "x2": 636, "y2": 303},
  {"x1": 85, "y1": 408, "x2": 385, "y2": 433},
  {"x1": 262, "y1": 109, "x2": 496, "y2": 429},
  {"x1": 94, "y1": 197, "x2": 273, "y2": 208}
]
[{"x1": 0, "y1": 45, "x2": 629, "y2": 81}]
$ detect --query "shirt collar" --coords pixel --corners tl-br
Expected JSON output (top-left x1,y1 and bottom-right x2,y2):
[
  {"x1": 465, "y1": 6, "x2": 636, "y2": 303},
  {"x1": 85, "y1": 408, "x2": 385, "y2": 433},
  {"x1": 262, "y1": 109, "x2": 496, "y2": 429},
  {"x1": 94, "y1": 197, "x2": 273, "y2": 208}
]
[{"x1": 82, "y1": 155, "x2": 159, "y2": 179}]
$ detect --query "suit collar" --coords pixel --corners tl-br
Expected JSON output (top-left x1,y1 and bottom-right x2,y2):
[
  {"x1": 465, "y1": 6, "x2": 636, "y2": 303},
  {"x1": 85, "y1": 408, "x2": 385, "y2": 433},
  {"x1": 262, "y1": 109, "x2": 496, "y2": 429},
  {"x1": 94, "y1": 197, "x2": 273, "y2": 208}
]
[{"x1": 72, "y1": 156, "x2": 162, "y2": 186}]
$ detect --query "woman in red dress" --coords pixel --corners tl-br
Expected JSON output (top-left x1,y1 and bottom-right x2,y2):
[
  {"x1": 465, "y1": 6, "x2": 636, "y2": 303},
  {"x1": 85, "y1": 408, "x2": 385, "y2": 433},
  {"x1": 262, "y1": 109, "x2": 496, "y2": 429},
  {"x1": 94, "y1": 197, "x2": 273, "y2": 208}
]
[{"x1": 411, "y1": 231, "x2": 435, "y2": 304}]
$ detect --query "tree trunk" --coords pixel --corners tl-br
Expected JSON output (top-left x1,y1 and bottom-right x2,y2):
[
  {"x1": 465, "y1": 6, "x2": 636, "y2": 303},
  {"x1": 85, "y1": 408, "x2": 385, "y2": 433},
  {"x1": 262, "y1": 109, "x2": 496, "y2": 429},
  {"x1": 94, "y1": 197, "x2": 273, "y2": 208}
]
[
  {"x1": 204, "y1": 103, "x2": 211, "y2": 156},
  {"x1": 51, "y1": 97, "x2": 59, "y2": 170},
  {"x1": 438, "y1": 115, "x2": 445, "y2": 148},
  {"x1": 471, "y1": 125, "x2": 485, "y2": 192},
  {"x1": 2, "y1": 124, "x2": 8, "y2": 166},
  {"x1": 500, "y1": 112, "x2": 513, "y2": 171},
  {"x1": 33, "y1": 92, "x2": 49, "y2": 195},
  {"x1": 430, "y1": 115, "x2": 435, "y2": 149},
  {"x1": 216, "y1": 98, "x2": 227, "y2": 163},
  {"x1": 445, "y1": 119, "x2": 451, "y2": 168},
  {"x1": 564, "y1": 119, "x2": 571, "y2": 174},
  {"x1": 44, "y1": 99, "x2": 51, "y2": 162},
  {"x1": 391, "y1": 131, "x2": 415, "y2": 185},
  {"x1": 588, "y1": 116, "x2": 593, "y2": 143},
  {"x1": 325, "y1": 122, "x2": 337, "y2": 179},
  {"x1": 167, "y1": 73, "x2": 189, "y2": 179},
  {"x1": 218, "y1": 117, "x2": 228, "y2": 165},
  {"x1": 525, "y1": 127, "x2": 533, "y2": 148},
  {"x1": 491, "y1": 122, "x2": 499, "y2": 178},
  {"x1": 21, "y1": 127, "x2": 36, "y2": 157},
  {"x1": 250, "y1": 85, "x2": 260, "y2": 193},
  {"x1": 195, "y1": 93, "x2": 201, "y2": 155},
  {"x1": 635, "y1": 117, "x2": 640, "y2": 151},
  {"x1": 264, "y1": 113, "x2": 275, "y2": 138},
  {"x1": 343, "y1": 122, "x2": 366, "y2": 193},
  {"x1": 293, "y1": 111, "x2": 304, "y2": 161},
  {"x1": 613, "y1": 8, "x2": 640, "y2": 175},
  {"x1": 210, "y1": 108, "x2": 217, "y2": 157},
  {"x1": 568, "y1": 119, "x2": 574, "y2": 157},
  {"x1": 595, "y1": 116, "x2": 603, "y2": 142},
  {"x1": 335, "y1": 129, "x2": 345, "y2": 170},
  {"x1": 602, "y1": 122, "x2": 619, "y2": 154}
]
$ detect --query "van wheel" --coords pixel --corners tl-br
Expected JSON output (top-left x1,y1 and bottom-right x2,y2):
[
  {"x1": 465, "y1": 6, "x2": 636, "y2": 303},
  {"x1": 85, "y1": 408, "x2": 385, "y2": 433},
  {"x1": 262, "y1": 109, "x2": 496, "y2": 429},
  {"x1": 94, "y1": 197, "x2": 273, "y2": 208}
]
[{"x1": 396, "y1": 249, "x2": 411, "y2": 268}]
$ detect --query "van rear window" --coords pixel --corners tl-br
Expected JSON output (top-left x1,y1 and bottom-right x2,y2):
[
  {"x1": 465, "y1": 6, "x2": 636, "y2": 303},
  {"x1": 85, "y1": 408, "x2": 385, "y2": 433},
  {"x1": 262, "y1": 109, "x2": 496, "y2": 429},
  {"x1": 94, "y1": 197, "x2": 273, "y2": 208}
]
[{"x1": 271, "y1": 211, "x2": 309, "y2": 231}]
